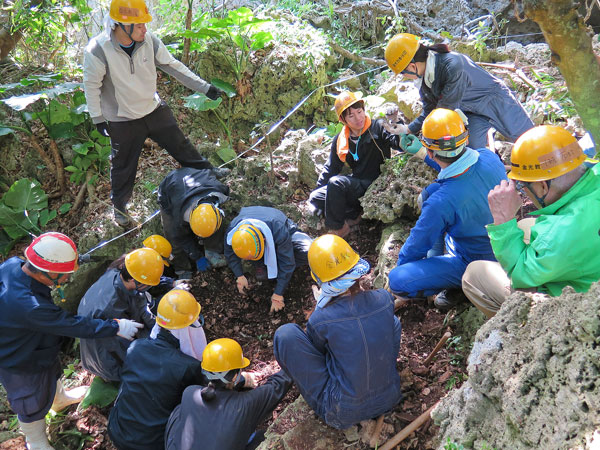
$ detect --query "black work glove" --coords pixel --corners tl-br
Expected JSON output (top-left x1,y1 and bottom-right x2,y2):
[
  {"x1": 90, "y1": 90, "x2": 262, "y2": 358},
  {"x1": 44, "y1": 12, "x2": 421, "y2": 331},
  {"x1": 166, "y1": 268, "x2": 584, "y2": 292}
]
[
  {"x1": 206, "y1": 85, "x2": 223, "y2": 101},
  {"x1": 96, "y1": 122, "x2": 110, "y2": 137}
]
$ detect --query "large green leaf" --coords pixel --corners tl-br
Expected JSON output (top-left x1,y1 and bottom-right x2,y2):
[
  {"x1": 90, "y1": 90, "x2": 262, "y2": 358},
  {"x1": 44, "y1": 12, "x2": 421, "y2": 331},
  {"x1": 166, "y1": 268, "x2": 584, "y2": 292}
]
[
  {"x1": 2, "y1": 178, "x2": 48, "y2": 211},
  {"x1": 48, "y1": 99, "x2": 71, "y2": 124},
  {"x1": 216, "y1": 146, "x2": 237, "y2": 164},
  {"x1": 79, "y1": 377, "x2": 119, "y2": 410},
  {"x1": 0, "y1": 127, "x2": 16, "y2": 137},
  {"x1": 183, "y1": 93, "x2": 222, "y2": 111},
  {"x1": 250, "y1": 31, "x2": 273, "y2": 50},
  {"x1": 210, "y1": 79, "x2": 236, "y2": 97},
  {"x1": 48, "y1": 121, "x2": 76, "y2": 139},
  {"x1": 0, "y1": 229, "x2": 16, "y2": 256},
  {"x1": 0, "y1": 205, "x2": 28, "y2": 239}
]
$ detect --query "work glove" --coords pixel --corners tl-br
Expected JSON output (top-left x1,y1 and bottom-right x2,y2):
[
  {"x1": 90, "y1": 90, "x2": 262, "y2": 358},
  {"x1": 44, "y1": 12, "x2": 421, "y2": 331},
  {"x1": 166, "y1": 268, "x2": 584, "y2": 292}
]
[
  {"x1": 385, "y1": 105, "x2": 399, "y2": 123},
  {"x1": 270, "y1": 293, "x2": 285, "y2": 313},
  {"x1": 96, "y1": 122, "x2": 110, "y2": 137},
  {"x1": 383, "y1": 118, "x2": 409, "y2": 136},
  {"x1": 116, "y1": 319, "x2": 144, "y2": 341},
  {"x1": 173, "y1": 279, "x2": 191, "y2": 291},
  {"x1": 196, "y1": 257, "x2": 210, "y2": 272},
  {"x1": 401, "y1": 134, "x2": 422, "y2": 154},
  {"x1": 206, "y1": 84, "x2": 223, "y2": 101},
  {"x1": 237, "y1": 275, "x2": 249, "y2": 295}
]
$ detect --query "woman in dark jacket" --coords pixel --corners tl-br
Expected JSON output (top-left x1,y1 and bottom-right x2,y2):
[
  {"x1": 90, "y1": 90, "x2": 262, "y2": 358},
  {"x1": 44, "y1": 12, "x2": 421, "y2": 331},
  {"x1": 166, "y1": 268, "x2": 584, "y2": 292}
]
[{"x1": 385, "y1": 33, "x2": 534, "y2": 149}]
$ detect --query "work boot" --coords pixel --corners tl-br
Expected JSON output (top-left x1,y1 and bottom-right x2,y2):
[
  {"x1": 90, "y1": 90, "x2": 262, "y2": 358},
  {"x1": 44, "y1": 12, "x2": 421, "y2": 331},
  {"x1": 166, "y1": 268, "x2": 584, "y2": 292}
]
[
  {"x1": 19, "y1": 419, "x2": 55, "y2": 450},
  {"x1": 113, "y1": 206, "x2": 131, "y2": 227},
  {"x1": 212, "y1": 167, "x2": 231, "y2": 179},
  {"x1": 254, "y1": 264, "x2": 268, "y2": 281},
  {"x1": 330, "y1": 222, "x2": 351, "y2": 238},
  {"x1": 205, "y1": 250, "x2": 226, "y2": 268},
  {"x1": 433, "y1": 290, "x2": 463, "y2": 311},
  {"x1": 51, "y1": 380, "x2": 88, "y2": 412}
]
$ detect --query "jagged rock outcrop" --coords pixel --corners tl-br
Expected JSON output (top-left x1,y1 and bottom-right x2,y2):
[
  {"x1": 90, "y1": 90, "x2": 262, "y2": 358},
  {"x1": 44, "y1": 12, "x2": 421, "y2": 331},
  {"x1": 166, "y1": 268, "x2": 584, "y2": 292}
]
[{"x1": 433, "y1": 283, "x2": 600, "y2": 449}]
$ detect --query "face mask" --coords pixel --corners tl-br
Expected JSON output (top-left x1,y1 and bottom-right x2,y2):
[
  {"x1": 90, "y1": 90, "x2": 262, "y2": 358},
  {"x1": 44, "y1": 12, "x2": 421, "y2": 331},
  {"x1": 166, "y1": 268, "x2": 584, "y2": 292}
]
[{"x1": 413, "y1": 77, "x2": 423, "y2": 89}]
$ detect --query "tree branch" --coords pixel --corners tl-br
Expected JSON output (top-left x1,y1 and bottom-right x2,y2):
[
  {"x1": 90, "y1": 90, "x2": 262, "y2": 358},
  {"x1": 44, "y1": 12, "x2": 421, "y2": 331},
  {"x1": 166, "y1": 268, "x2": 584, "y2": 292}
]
[{"x1": 329, "y1": 41, "x2": 385, "y2": 66}]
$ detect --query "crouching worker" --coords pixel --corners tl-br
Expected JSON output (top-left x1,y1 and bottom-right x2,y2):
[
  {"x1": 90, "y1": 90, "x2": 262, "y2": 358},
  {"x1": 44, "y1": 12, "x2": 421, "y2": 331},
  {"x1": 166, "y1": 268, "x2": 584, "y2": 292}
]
[
  {"x1": 165, "y1": 338, "x2": 292, "y2": 450},
  {"x1": 78, "y1": 247, "x2": 165, "y2": 382},
  {"x1": 158, "y1": 167, "x2": 230, "y2": 278},
  {"x1": 463, "y1": 125, "x2": 600, "y2": 318},
  {"x1": 274, "y1": 235, "x2": 402, "y2": 429},
  {"x1": 0, "y1": 233, "x2": 143, "y2": 450},
  {"x1": 308, "y1": 91, "x2": 400, "y2": 238},
  {"x1": 387, "y1": 108, "x2": 507, "y2": 310},
  {"x1": 108, "y1": 290, "x2": 207, "y2": 450},
  {"x1": 225, "y1": 206, "x2": 313, "y2": 313}
]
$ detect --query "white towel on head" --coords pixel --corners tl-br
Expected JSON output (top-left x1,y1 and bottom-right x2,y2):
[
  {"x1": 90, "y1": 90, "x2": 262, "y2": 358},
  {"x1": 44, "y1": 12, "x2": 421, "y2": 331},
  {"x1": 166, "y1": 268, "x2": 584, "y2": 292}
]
[{"x1": 226, "y1": 218, "x2": 278, "y2": 279}]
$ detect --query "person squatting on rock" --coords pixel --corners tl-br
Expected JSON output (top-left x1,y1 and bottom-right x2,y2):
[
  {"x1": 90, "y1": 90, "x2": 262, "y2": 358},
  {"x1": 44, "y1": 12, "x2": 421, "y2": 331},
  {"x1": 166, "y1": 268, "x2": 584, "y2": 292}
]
[
  {"x1": 158, "y1": 167, "x2": 230, "y2": 278},
  {"x1": 0, "y1": 233, "x2": 143, "y2": 450},
  {"x1": 308, "y1": 91, "x2": 402, "y2": 238},
  {"x1": 385, "y1": 33, "x2": 534, "y2": 150},
  {"x1": 82, "y1": 0, "x2": 229, "y2": 227},
  {"x1": 274, "y1": 235, "x2": 402, "y2": 429},
  {"x1": 224, "y1": 206, "x2": 313, "y2": 313},
  {"x1": 77, "y1": 247, "x2": 166, "y2": 382},
  {"x1": 387, "y1": 108, "x2": 507, "y2": 310},
  {"x1": 462, "y1": 125, "x2": 600, "y2": 318},
  {"x1": 108, "y1": 289, "x2": 208, "y2": 450},
  {"x1": 165, "y1": 338, "x2": 292, "y2": 450}
]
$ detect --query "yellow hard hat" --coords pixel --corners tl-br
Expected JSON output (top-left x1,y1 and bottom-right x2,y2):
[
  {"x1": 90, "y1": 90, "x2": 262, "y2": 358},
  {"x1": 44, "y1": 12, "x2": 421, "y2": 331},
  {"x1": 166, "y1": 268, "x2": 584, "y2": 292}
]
[
  {"x1": 231, "y1": 224, "x2": 264, "y2": 261},
  {"x1": 385, "y1": 33, "x2": 420, "y2": 74},
  {"x1": 190, "y1": 203, "x2": 223, "y2": 238},
  {"x1": 308, "y1": 234, "x2": 359, "y2": 283},
  {"x1": 124, "y1": 248, "x2": 164, "y2": 286},
  {"x1": 143, "y1": 235, "x2": 172, "y2": 266},
  {"x1": 421, "y1": 108, "x2": 469, "y2": 157},
  {"x1": 508, "y1": 125, "x2": 586, "y2": 182},
  {"x1": 333, "y1": 91, "x2": 363, "y2": 121},
  {"x1": 109, "y1": 0, "x2": 152, "y2": 24},
  {"x1": 201, "y1": 338, "x2": 250, "y2": 373},
  {"x1": 156, "y1": 289, "x2": 201, "y2": 329}
]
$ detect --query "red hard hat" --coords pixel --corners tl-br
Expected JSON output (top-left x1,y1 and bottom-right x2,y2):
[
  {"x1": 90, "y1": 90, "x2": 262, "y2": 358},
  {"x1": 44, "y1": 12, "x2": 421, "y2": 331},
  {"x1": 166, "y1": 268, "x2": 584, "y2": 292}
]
[{"x1": 24, "y1": 232, "x2": 78, "y2": 273}]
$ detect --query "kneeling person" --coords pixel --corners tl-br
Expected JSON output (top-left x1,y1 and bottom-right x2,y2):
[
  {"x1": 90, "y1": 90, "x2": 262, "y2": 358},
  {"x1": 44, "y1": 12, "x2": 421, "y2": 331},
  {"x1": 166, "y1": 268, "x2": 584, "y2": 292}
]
[
  {"x1": 225, "y1": 206, "x2": 313, "y2": 313},
  {"x1": 274, "y1": 235, "x2": 402, "y2": 429}
]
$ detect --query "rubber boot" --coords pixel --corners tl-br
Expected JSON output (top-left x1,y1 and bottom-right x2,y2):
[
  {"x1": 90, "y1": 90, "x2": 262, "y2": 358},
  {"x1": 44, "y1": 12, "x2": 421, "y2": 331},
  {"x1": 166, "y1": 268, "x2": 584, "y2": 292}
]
[
  {"x1": 18, "y1": 419, "x2": 55, "y2": 450},
  {"x1": 50, "y1": 380, "x2": 88, "y2": 412}
]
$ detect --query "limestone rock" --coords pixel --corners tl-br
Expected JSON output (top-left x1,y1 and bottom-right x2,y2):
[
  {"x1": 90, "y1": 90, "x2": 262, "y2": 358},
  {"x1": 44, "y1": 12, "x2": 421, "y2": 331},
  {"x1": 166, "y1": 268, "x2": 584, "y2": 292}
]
[
  {"x1": 433, "y1": 283, "x2": 600, "y2": 449},
  {"x1": 361, "y1": 156, "x2": 437, "y2": 224},
  {"x1": 372, "y1": 220, "x2": 412, "y2": 290},
  {"x1": 257, "y1": 396, "x2": 346, "y2": 450}
]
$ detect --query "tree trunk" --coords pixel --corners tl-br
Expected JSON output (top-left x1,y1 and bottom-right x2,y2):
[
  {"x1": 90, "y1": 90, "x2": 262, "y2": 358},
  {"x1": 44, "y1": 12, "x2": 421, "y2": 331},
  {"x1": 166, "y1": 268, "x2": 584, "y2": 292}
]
[
  {"x1": 0, "y1": 27, "x2": 22, "y2": 60},
  {"x1": 522, "y1": 0, "x2": 600, "y2": 144},
  {"x1": 182, "y1": 0, "x2": 194, "y2": 65}
]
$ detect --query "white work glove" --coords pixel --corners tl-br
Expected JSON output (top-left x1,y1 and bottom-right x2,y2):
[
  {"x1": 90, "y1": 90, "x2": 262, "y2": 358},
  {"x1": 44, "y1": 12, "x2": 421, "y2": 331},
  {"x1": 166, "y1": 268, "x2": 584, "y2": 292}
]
[
  {"x1": 116, "y1": 319, "x2": 144, "y2": 341},
  {"x1": 237, "y1": 275, "x2": 249, "y2": 295},
  {"x1": 270, "y1": 293, "x2": 285, "y2": 313},
  {"x1": 383, "y1": 118, "x2": 409, "y2": 136},
  {"x1": 173, "y1": 279, "x2": 191, "y2": 291},
  {"x1": 241, "y1": 371, "x2": 258, "y2": 389}
]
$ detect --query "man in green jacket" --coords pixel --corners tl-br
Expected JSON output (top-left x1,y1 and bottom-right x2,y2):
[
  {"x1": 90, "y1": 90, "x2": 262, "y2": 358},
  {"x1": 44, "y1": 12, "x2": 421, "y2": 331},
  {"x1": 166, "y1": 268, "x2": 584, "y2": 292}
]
[{"x1": 462, "y1": 125, "x2": 600, "y2": 318}]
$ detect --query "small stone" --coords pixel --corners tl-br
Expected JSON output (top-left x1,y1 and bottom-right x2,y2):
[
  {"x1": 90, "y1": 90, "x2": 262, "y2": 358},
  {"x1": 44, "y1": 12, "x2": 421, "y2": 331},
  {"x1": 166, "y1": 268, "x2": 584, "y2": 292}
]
[{"x1": 343, "y1": 425, "x2": 360, "y2": 442}]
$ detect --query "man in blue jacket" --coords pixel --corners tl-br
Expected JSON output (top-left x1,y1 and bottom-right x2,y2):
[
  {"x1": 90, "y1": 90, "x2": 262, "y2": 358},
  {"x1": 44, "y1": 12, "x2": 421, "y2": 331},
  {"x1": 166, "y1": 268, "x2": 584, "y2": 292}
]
[
  {"x1": 224, "y1": 206, "x2": 313, "y2": 313},
  {"x1": 387, "y1": 109, "x2": 507, "y2": 310},
  {"x1": 0, "y1": 232, "x2": 143, "y2": 450},
  {"x1": 274, "y1": 235, "x2": 402, "y2": 429},
  {"x1": 158, "y1": 167, "x2": 230, "y2": 278}
]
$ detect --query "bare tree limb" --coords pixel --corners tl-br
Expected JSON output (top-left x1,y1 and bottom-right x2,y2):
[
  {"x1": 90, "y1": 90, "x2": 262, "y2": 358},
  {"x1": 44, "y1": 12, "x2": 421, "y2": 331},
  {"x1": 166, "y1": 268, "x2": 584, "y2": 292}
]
[{"x1": 329, "y1": 41, "x2": 385, "y2": 66}]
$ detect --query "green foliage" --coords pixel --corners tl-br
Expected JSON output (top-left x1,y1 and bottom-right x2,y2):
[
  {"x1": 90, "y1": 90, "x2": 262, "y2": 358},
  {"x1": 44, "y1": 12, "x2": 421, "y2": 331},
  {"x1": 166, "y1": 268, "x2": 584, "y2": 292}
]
[
  {"x1": 391, "y1": 153, "x2": 410, "y2": 175},
  {"x1": 444, "y1": 438, "x2": 466, "y2": 450},
  {"x1": 0, "y1": 179, "x2": 57, "y2": 255},
  {"x1": 445, "y1": 372, "x2": 467, "y2": 390},
  {"x1": 529, "y1": 69, "x2": 577, "y2": 122},
  {"x1": 4, "y1": 0, "x2": 91, "y2": 65},
  {"x1": 64, "y1": 130, "x2": 111, "y2": 185},
  {"x1": 325, "y1": 122, "x2": 344, "y2": 137},
  {"x1": 184, "y1": 7, "x2": 274, "y2": 81},
  {"x1": 79, "y1": 376, "x2": 119, "y2": 410},
  {"x1": 447, "y1": 335, "x2": 466, "y2": 366},
  {"x1": 62, "y1": 359, "x2": 79, "y2": 378}
]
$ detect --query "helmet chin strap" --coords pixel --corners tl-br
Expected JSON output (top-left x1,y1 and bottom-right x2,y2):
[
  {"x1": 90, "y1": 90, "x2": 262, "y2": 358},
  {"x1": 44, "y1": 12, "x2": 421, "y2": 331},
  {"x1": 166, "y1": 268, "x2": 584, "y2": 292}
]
[
  {"x1": 118, "y1": 23, "x2": 137, "y2": 44},
  {"x1": 43, "y1": 272, "x2": 66, "y2": 300}
]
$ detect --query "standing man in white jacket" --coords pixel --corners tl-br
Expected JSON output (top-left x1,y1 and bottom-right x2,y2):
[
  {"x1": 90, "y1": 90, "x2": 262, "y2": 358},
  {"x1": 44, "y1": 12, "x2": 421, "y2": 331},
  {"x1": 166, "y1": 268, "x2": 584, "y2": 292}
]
[{"x1": 83, "y1": 0, "x2": 229, "y2": 227}]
